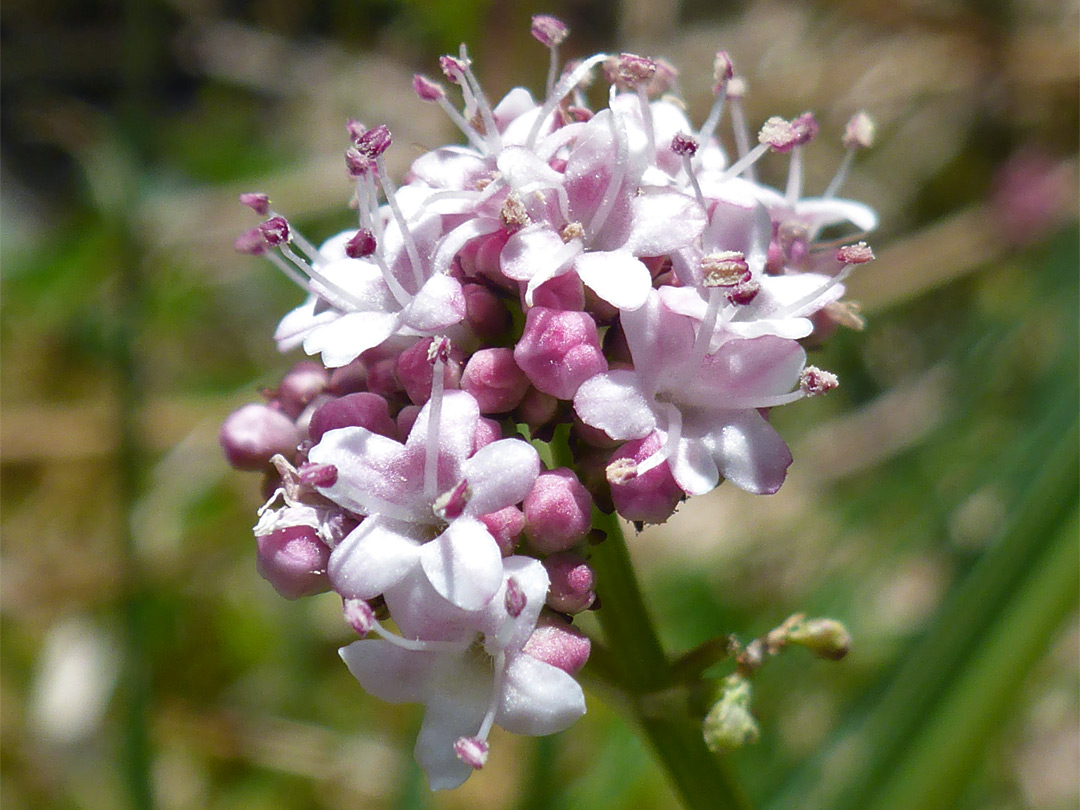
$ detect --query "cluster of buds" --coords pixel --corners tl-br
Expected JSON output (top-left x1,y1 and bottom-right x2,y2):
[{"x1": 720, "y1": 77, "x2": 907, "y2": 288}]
[{"x1": 223, "y1": 16, "x2": 875, "y2": 790}]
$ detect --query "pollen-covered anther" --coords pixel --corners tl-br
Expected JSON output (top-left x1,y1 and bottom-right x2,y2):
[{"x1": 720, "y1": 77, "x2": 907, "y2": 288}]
[
  {"x1": 726, "y1": 277, "x2": 761, "y2": 305},
  {"x1": 433, "y1": 479, "x2": 471, "y2": 522},
  {"x1": 836, "y1": 241, "x2": 875, "y2": 264},
  {"x1": 439, "y1": 55, "x2": 468, "y2": 84},
  {"x1": 530, "y1": 14, "x2": 568, "y2": 48},
  {"x1": 239, "y1": 192, "x2": 270, "y2": 216},
  {"x1": 343, "y1": 598, "x2": 376, "y2": 636},
  {"x1": 427, "y1": 336, "x2": 452, "y2": 364},
  {"x1": 560, "y1": 221, "x2": 585, "y2": 243},
  {"x1": 299, "y1": 462, "x2": 338, "y2": 488},
  {"x1": 234, "y1": 227, "x2": 268, "y2": 255},
  {"x1": 759, "y1": 114, "x2": 815, "y2": 153},
  {"x1": 842, "y1": 111, "x2": 875, "y2": 150},
  {"x1": 825, "y1": 300, "x2": 866, "y2": 331},
  {"x1": 345, "y1": 148, "x2": 374, "y2": 178},
  {"x1": 454, "y1": 736, "x2": 489, "y2": 770},
  {"x1": 345, "y1": 118, "x2": 366, "y2": 142},
  {"x1": 612, "y1": 52, "x2": 657, "y2": 86},
  {"x1": 799, "y1": 366, "x2": 839, "y2": 397},
  {"x1": 726, "y1": 75, "x2": 747, "y2": 100},
  {"x1": 504, "y1": 576, "x2": 527, "y2": 618},
  {"x1": 412, "y1": 74, "x2": 446, "y2": 102},
  {"x1": 606, "y1": 457, "x2": 639, "y2": 485},
  {"x1": 701, "y1": 251, "x2": 750, "y2": 287},
  {"x1": 259, "y1": 216, "x2": 290, "y2": 246},
  {"x1": 500, "y1": 192, "x2": 530, "y2": 231},
  {"x1": 671, "y1": 132, "x2": 699, "y2": 157},
  {"x1": 345, "y1": 229, "x2": 377, "y2": 259},
  {"x1": 713, "y1": 50, "x2": 735, "y2": 87},
  {"x1": 355, "y1": 124, "x2": 392, "y2": 158}
]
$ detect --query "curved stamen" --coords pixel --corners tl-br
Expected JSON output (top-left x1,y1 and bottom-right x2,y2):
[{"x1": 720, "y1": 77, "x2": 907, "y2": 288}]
[
  {"x1": 458, "y1": 45, "x2": 503, "y2": 154},
  {"x1": 770, "y1": 263, "x2": 855, "y2": 320},
  {"x1": 475, "y1": 650, "x2": 506, "y2": 741},
  {"x1": 423, "y1": 341, "x2": 448, "y2": 502},
  {"x1": 635, "y1": 405, "x2": 682, "y2": 477},
  {"x1": 371, "y1": 620, "x2": 472, "y2": 653},
  {"x1": 374, "y1": 156, "x2": 426, "y2": 291},
  {"x1": 527, "y1": 53, "x2": 610, "y2": 149}
]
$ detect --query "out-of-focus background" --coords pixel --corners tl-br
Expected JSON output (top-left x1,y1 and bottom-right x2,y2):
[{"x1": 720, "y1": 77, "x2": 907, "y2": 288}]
[{"x1": 2, "y1": 1, "x2": 1077, "y2": 809}]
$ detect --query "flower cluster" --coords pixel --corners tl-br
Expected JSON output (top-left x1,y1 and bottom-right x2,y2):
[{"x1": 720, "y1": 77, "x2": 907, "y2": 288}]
[{"x1": 222, "y1": 15, "x2": 875, "y2": 790}]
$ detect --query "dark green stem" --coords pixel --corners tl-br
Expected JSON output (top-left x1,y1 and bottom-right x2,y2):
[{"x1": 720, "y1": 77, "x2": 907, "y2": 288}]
[{"x1": 588, "y1": 509, "x2": 754, "y2": 810}]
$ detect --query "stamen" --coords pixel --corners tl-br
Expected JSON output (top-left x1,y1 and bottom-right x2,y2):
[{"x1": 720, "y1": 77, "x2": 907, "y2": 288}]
[
  {"x1": 423, "y1": 338, "x2": 451, "y2": 501},
  {"x1": 475, "y1": 650, "x2": 506, "y2": 741},
  {"x1": 635, "y1": 405, "x2": 682, "y2": 477},
  {"x1": 299, "y1": 463, "x2": 338, "y2": 488},
  {"x1": 433, "y1": 478, "x2": 471, "y2": 521},
  {"x1": 824, "y1": 112, "x2": 875, "y2": 199},
  {"x1": 234, "y1": 227, "x2": 268, "y2": 255},
  {"x1": 414, "y1": 73, "x2": 488, "y2": 152},
  {"x1": 531, "y1": 15, "x2": 569, "y2": 98},
  {"x1": 527, "y1": 53, "x2": 610, "y2": 149},
  {"x1": 784, "y1": 114, "x2": 817, "y2": 205},
  {"x1": 727, "y1": 76, "x2": 754, "y2": 179},
  {"x1": 673, "y1": 133, "x2": 706, "y2": 210},
  {"x1": 373, "y1": 153, "x2": 426, "y2": 291},
  {"x1": 457, "y1": 45, "x2": 503, "y2": 153},
  {"x1": 588, "y1": 86, "x2": 629, "y2": 240},
  {"x1": 836, "y1": 241, "x2": 875, "y2": 265},
  {"x1": 701, "y1": 251, "x2": 750, "y2": 287},
  {"x1": 454, "y1": 736, "x2": 489, "y2": 770},
  {"x1": 343, "y1": 598, "x2": 376, "y2": 635},
  {"x1": 239, "y1": 192, "x2": 270, "y2": 216},
  {"x1": 606, "y1": 457, "x2": 639, "y2": 485},
  {"x1": 770, "y1": 263, "x2": 855, "y2": 320},
  {"x1": 697, "y1": 51, "x2": 734, "y2": 144}
]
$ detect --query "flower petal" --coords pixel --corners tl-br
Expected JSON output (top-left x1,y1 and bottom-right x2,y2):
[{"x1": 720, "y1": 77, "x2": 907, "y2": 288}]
[
  {"x1": 460, "y1": 438, "x2": 540, "y2": 518},
  {"x1": 573, "y1": 249, "x2": 651, "y2": 311},
  {"x1": 339, "y1": 639, "x2": 436, "y2": 704},
  {"x1": 573, "y1": 370, "x2": 656, "y2": 441},
  {"x1": 496, "y1": 653, "x2": 586, "y2": 736},
  {"x1": 404, "y1": 275, "x2": 466, "y2": 332},
  {"x1": 328, "y1": 515, "x2": 424, "y2": 599},
  {"x1": 414, "y1": 654, "x2": 491, "y2": 791},
  {"x1": 420, "y1": 518, "x2": 503, "y2": 611}
]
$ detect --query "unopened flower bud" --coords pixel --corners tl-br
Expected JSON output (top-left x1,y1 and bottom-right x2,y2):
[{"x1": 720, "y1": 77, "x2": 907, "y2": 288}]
[
  {"x1": 454, "y1": 736, "x2": 488, "y2": 769},
  {"x1": 786, "y1": 617, "x2": 851, "y2": 660},
  {"x1": 514, "y1": 307, "x2": 607, "y2": 400},
  {"x1": 530, "y1": 15, "x2": 568, "y2": 48},
  {"x1": 479, "y1": 506, "x2": 525, "y2": 556},
  {"x1": 308, "y1": 392, "x2": 397, "y2": 442},
  {"x1": 524, "y1": 468, "x2": 593, "y2": 553},
  {"x1": 543, "y1": 552, "x2": 596, "y2": 614},
  {"x1": 462, "y1": 282, "x2": 509, "y2": 342},
  {"x1": 607, "y1": 434, "x2": 683, "y2": 524},
  {"x1": 343, "y1": 597, "x2": 376, "y2": 635},
  {"x1": 397, "y1": 338, "x2": 462, "y2": 405},
  {"x1": 473, "y1": 417, "x2": 502, "y2": 452},
  {"x1": 514, "y1": 388, "x2": 559, "y2": 435},
  {"x1": 239, "y1": 192, "x2": 270, "y2": 216},
  {"x1": 461, "y1": 348, "x2": 530, "y2": 414},
  {"x1": 703, "y1": 675, "x2": 760, "y2": 752},
  {"x1": 220, "y1": 403, "x2": 300, "y2": 470},
  {"x1": 255, "y1": 526, "x2": 331, "y2": 599},
  {"x1": 523, "y1": 613, "x2": 591, "y2": 675},
  {"x1": 276, "y1": 361, "x2": 329, "y2": 419}
]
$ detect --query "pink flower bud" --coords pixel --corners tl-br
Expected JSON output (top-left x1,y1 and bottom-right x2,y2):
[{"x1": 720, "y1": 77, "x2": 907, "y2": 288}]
[
  {"x1": 219, "y1": 403, "x2": 300, "y2": 471},
  {"x1": 328, "y1": 357, "x2": 366, "y2": 395},
  {"x1": 513, "y1": 307, "x2": 607, "y2": 400},
  {"x1": 396, "y1": 405, "x2": 419, "y2": 437},
  {"x1": 479, "y1": 506, "x2": 525, "y2": 556},
  {"x1": 523, "y1": 613, "x2": 591, "y2": 675},
  {"x1": 523, "y1": 468, "x2": 593, "y2": 554},
  {"x1": 276, "y1": 361, "x2": 329, "y2": 419},
  {"x1": 462, "y1": 282, "x2": 509, "y2": 342},
  {"x1": 255, "y1": 526, "x2": 331, "y2": 599},
  {"x1": 608, "y1": 433, "x2": 684, "y2": 524},
  {"x1": 515, "y1": 387, "x2": 559, "y2": 434},
  {"x1": 461, "y1": 348, "x2": 530, "y2": 414},
  {"x1": 543, "y1": 552, "x2": 596, "y2": 614},
  {"x1": 308, "y1": 392, "x2": 398, "y2": 441},
  {"x1": 473, "y1": 416, "x2": 503, "y2": 452},
  {"x1": 395, "y1": 338, "x2": 463, "y2": 405},
  {"x1": 529, "y1": 271, "x2": 586, "y2": 312}
]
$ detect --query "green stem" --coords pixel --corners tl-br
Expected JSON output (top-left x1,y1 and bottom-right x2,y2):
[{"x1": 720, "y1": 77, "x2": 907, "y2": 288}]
[{"x1": 588, "y1": 509, "x2": 754, "y2": 810}]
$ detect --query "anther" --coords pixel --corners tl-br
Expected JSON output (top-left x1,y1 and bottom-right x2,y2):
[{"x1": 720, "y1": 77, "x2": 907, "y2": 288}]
[
  {"x1": 439, "y1": 55, "x2": 468, "y2": 84},
  {"x1": 343, "y1": 598, "x2": 376, "y2": 636},
  {"x1": 259, "y1": 216, "x2": 290, "y2": 246},
  {"x1": 610, "y1": 52, "x2": 657, "y2": 87},
  {"x1": 345, "y1": 148, "x2": 374, "y2": 178},
  {"x1": 836, "y1": 241, "x2": 875, "y2": 265},
  {"x1": 412, "y1": 74, "x2": 446, "y2": 102},
  {"x1": 345, "y1": 229, "x2": 377, "y2": 259},
  {"x1": 842, "y1": 111, "x2": 875, "y2": 150},
  {"x1": 504, "y1": 576, "x2": 527, "y2": 618},
  {"x1": 713, "y1": 51, "x2": 734, "y2": 89},
  {"x1": 726, "y1": 278, "x2": 760, "y2": 305},
  {"x1": 234, "y1": 227, "x2": 268, "y2": 255},
  {"x1": 427, "y1": 336, "x2": 452, "y2": 364},
  {"x1": 433, "y1": 479, "x2": 470, "y2": 521},
  {"x1": 239, "y1": 192, "x2": 270, "y2": 216},
  {"x1": 299, "y1": 462, "x2": 338, "y2": 488},
  {"x1": 606, "y1": 457, "x2": 639, "y2": 485},
  {"x1": 799, "y1": 366, "x2": 839, "y2": 396},
  {"x1": 355, "y1": 124, "x2": 392, "y2": 159},
  {"x1": 671, "y1": 132, "x2": 699, "y2": 157},
  {"x1": 500, "y1": 192, "x2": 530, "y2": 231},
  {"x1": 759, "y1": 116, "x2": 808, "y2": 153},
  {"x1": 530, "y1": 15, "x2": 568, "y2": 48},
  {"x1": 560, "y1": 222, "x2": 585, "y2": 243},
  {"x1": 454, "y1": 736, "x2": 489, "y2": 770},
  {"x1": 701, "y1": 251, "x2": 750, "y2": 287}
]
